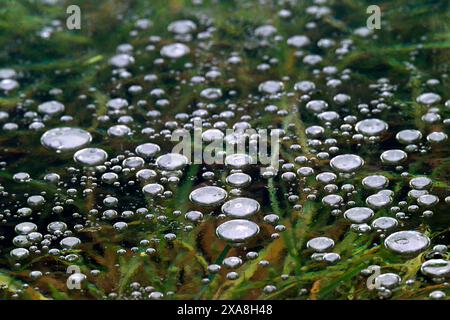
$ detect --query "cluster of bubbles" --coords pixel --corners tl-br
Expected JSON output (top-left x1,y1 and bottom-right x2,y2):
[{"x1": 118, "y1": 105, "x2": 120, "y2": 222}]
[{"x1": 0, "y1": 0, "x2": 448, "y2": 300}]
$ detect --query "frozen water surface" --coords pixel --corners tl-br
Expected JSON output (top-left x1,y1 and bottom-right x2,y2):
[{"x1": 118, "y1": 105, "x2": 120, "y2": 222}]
[{"x1": 0, "y1": 0, "x2": 448, "y2": 301}]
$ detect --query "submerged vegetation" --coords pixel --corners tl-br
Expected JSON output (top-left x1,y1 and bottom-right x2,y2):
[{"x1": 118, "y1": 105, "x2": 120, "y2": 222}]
[{"x1": 0, "y1": 0, "x2": 449, "y2": 300}]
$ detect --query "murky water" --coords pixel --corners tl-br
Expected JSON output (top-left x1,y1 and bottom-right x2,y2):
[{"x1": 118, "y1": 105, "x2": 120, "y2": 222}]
[{"x1": 0, "y1": 0, "x2": 449, "y2": 300}]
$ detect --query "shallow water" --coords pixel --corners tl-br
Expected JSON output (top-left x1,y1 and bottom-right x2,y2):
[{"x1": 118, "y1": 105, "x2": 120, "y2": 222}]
[{"x1": 0, "y1": 0, "x2": 449, "y2": 300}]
